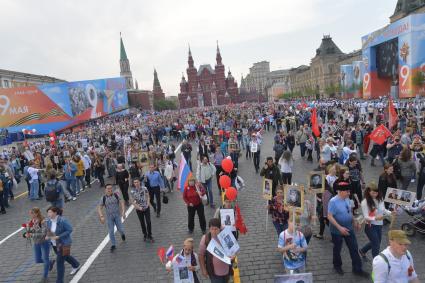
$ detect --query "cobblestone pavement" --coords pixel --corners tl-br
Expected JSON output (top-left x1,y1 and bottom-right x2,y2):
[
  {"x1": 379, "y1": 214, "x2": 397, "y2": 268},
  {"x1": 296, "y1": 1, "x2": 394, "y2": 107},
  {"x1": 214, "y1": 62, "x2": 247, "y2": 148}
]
[{"x1": 1, "y1": 131, "x2": 424, "y2": 283}]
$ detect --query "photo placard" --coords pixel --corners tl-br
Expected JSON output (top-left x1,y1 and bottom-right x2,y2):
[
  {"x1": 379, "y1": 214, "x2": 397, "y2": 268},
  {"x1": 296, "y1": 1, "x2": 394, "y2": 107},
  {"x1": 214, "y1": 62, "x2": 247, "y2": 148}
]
[
  {"x1": 307, "y1": 172, "x2": 325, "y2": 194},
  {"x1": 263, "y1": 178, "x2": 273, "y2": 201},
  {"x1": 284, "y1": 185, "x2": 304, "y2": 212},
  {"x1": 384, "y1": 187, "x2": 416, "y2": 207}
]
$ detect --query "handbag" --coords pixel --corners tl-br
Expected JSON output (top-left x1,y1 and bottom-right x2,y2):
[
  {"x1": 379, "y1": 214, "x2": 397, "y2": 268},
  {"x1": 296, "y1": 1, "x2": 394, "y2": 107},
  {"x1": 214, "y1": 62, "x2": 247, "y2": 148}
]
[
  {"x1": 196, "y1": 184, "x2": 208, "y2": 205},
  {"x1": 60, "y1": 245, "x2": 71, "y2": 256},
  {"x1": 162, "y1": 194, "x2": 169, "y2": 204}
]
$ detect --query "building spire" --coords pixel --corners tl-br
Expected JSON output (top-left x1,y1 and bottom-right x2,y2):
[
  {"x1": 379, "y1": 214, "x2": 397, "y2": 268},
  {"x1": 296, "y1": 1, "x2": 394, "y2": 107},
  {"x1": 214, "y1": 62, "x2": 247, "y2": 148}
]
[
  {"x1": 119, "y1": 33, "x2": 133, "y2": 89},
  {"x1": 153, "y1": 68, "x2": 161, "y2": 88},
  {"x1": 188, "y1": 43, "x2": 194, "y2": 68},
  {"x1": 120, "y1": 32, "x2": 128, "y2": 61},
  {"x1": 216, "y1": 40, "x2": 222, "y2": 65}
]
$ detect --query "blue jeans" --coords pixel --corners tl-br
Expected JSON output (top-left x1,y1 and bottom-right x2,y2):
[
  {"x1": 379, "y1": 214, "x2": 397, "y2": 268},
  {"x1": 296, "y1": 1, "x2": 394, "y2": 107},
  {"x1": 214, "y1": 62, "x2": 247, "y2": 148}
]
[
  {"x1": 331, "y1": 231, "x2": 362, "y2": 272},
  {"x1": 273, "y1": 221, "x2": 288, "y2": 236},
  {"x1": 34, "y1": 241, "x2": 51, "y2": 278},
  {"x1": 50, "y1": 199, "x2": 64, "y2": 209},
  {"x1": 299, "y1": 142, "x2": 306, "y2": 157},
  {"x1": 360, "y1": 224, "x2": 382, "y2": 258},
  {"x1": 30, "y1": 180, "x2": 39, "y2": 200},
  {"x1": 107, "y1": 214, "x2": 125, "y2": 246},
  {"x1": 65, "y1": 179, "x2": 76, "y2": 197},
  {"x1": 53, "y1": 245, "x2": 80, "y2": 283},
  {"x1": 75, "y1": 176, "x2": 84, "y2": 194},
  {"x1": 202, "y1": 178, "x2": 213, "y2": 205}
]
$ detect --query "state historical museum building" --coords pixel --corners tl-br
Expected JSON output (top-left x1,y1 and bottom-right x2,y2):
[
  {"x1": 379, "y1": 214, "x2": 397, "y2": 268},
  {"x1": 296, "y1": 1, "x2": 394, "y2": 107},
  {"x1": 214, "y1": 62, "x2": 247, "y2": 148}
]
[{"x1": 178, "y1": 44, "x2": 239, "y2": 108}]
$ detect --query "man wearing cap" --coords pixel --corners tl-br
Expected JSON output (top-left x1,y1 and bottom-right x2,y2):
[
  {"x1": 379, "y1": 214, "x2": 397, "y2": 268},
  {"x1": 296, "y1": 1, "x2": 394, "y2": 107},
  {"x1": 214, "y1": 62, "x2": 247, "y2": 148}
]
[
  {"x1": 372, "y1": 230, "x2": 419, "y2": 283},
  {"x1": 327, "y1": 181, "x2": 369, "y2": 278}
]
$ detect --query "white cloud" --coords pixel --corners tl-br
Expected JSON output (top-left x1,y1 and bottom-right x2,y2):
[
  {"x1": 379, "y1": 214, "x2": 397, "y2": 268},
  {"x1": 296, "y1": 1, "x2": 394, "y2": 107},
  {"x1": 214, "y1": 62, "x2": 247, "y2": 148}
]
[{"x1": 0, "y1": 0, "x2": 396, "y2": 96}]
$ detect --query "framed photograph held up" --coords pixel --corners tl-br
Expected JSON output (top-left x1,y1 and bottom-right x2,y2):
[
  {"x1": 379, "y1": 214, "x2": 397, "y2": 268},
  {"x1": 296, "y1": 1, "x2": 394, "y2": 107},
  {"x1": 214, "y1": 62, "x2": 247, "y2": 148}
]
[
  {"x1": 284, "y1": 185, "x2": 304, "y2": 212},
  {"x1": 307, "y1": 172, "x2": 325, "y2": 194},
  {"x1": 384, "y1": 187, "x2": 416, "y2": 207},
  {"x1": 263, "y1": 178, "x2": 273, "y2": 201}
]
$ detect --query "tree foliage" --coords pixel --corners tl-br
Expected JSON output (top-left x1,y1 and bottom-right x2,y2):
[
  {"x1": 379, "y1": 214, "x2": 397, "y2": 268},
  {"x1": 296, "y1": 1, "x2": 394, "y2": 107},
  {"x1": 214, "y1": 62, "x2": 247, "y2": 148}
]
[{"x1": 153, "y1": 99, "x2": 177, "y2": 111}]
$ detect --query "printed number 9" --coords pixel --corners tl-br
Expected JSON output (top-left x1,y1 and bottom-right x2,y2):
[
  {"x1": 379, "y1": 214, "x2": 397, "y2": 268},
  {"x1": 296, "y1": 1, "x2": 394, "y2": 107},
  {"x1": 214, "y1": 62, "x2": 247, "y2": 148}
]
[
  {"x1": 400, "y1": 65, "x2": 410, "y2": 87},
  {"x1": 0, "y1": 95, "x2": 10, "y2": 116}
]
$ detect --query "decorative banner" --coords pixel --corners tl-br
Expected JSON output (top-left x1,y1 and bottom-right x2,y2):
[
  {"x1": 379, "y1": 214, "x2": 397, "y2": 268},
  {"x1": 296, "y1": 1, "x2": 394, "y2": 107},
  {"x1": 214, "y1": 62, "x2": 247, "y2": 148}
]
[
  {"x1": 361, "y1": 14, "x2": 425, "y2": 99},
  {"x1": 352, "y1": 61, "x2": 365, "y2": 98},
  {"x1": 0, "y1": 77, "x2": 128, "y2": 134},
  {"x1": 340, "y1": 65, "x2": 355, "y2": 98}
]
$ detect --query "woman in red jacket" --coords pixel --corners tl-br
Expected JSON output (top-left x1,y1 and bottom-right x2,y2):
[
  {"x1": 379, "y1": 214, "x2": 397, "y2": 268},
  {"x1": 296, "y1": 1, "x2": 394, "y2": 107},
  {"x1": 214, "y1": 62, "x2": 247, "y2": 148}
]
[{"x1": 183, "y1": 176, "x2": 207, "y2": 234}]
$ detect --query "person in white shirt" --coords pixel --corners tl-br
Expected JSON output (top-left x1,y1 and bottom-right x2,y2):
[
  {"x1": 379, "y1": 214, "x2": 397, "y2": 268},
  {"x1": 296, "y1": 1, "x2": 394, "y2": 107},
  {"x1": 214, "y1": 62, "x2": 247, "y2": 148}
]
[
  {"x1": 166, "y1": 238, "x2": 200, "y2": 283},
  {"x1": 27, "y1": 161, "x2": 41, "y2": 201},
  {"x1": 372, "y1": 230, "x2": 419, "y2": 283},
  {"x1": 82, "y1": 153, "x2": 92, "y2": 188},
  {"x1": 278, "y1": 150, "x2": 293, "y2": 185},
  {"x1": 359, "y1": 182, "x2": 393, "y2": 260}
]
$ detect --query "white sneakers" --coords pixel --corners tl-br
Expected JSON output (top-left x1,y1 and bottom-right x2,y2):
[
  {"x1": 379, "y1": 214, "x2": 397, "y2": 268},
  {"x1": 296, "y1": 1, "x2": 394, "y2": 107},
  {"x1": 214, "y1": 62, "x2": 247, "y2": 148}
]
[{"x1": 70, "y1": 265, "x2": 81, "y2": 275}]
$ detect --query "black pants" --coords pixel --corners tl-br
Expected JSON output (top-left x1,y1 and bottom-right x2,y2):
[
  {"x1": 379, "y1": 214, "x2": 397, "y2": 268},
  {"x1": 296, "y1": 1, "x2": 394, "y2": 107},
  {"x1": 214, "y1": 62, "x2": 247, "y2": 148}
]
[
  {"x1": 136, "y1": 208, "x2": 152, "y2": 238},
  {"x1": 119, "y1": 183, "x2": 129, "y2": 202},
  {"x1": 319, "y1": 216, "x2": 329, "y2": 236},
  {"x1": 246, "y1": 145, "x2": 251, "y2": 158},
  {"x1": 85, "y1": 169, "x2": 91, "y2": 186},
  {"x1": 187, "y1": 204, "x2": 206, "y2": 232},
  {"x1": 281, "y1": 172, "x2": 292, "y2": 185},
  {"x1": 0, "y1": 191, "x2": 5, "y2": 212},
  {"x1": 215, "y1": 165, "x2": 222, "y2": 196},
  {"x1": 148, "y1": 186, "x2": 161, "y2": 214},
  {"x1": 417, "y1": 172, "x2": 425, "y2": 200},
  {"x1": 253, "y1": 151, "x2": 260, "y2": 172}
]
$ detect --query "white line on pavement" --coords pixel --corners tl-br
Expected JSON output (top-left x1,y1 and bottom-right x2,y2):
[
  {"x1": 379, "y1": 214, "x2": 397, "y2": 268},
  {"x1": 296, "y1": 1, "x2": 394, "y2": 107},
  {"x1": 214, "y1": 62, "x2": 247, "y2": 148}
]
[
  {"x1": 0, "y1": 227, "x2": 24, "y2": 246},
  {"x1": 70, "y1": 142, "x2": 182, "y2": 282},
  {"x1": 70, "y1": 205, "x2": 135, "y2": 283},
  {"x1": 0, "y1": 179, "x2": 98, "y2": 246}
]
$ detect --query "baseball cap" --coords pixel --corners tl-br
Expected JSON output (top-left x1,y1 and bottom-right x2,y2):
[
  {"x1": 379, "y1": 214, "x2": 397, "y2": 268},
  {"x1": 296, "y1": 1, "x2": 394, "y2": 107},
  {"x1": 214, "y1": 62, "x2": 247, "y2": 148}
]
[
  {"x1": 388, "y1": 230, "x2": 411, "y2": 245},
  {"x1": 367, "y1": 181, "x2": 379, "y2": 191},
  {"x1": 335, "y1": 182, "x2": 351, "y2": 191}
]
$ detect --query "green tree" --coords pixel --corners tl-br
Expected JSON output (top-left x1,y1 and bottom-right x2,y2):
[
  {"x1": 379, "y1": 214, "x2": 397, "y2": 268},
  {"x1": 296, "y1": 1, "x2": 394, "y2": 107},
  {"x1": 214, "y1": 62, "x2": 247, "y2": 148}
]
[
  {"x1": 153, "y1": 99, "x2": 177, "y2": 111},
  {"x1": 412, "y1": 71, "x2": 425, "y2": 88}
]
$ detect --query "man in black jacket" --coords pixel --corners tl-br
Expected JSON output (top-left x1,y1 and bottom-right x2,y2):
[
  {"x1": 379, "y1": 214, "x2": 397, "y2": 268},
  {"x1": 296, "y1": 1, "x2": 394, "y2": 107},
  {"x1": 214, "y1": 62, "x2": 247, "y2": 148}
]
[{"x1": 260, "y1": 157, "x2": 283, "y2": 198}]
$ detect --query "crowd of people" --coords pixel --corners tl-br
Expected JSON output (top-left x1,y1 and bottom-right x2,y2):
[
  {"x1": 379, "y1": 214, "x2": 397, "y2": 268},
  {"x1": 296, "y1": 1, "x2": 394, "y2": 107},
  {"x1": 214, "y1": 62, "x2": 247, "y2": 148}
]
[{"x1": 1, "y1": 97, "x2": 423, "y2": 282}]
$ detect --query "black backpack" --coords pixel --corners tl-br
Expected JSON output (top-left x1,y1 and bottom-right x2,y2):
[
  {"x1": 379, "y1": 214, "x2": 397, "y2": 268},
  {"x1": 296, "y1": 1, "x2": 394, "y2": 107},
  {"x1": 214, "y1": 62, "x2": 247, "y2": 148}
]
[{"x1": 45, "y1": 181, "x2": 60, "y2": 202}]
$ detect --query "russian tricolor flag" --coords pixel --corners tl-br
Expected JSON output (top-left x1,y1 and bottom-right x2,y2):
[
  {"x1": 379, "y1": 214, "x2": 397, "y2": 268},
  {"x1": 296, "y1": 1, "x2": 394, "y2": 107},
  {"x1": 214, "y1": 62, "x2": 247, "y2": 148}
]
[
  {"x1": 166, "y1": 245, "x2": 174, "y2": 260},
  {"x1": 178, "y1": 153, "x2": 192, "y2": 192}
]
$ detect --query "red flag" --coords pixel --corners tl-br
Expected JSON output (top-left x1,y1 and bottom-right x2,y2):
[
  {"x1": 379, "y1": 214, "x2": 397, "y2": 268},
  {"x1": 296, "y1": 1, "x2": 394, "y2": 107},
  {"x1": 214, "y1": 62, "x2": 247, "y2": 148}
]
[
  {"x1": 157, "y1": 247, "x2": 166, "y2": 264},
  {"x1": 369, "y1": 124, "x2": 392, "y2": 145},
  {"x1": 235, "y1": 204, "x2": 247, "y2": 234},
  {"x1": 388, "y1": 97, "x2": 398, "y2": 129},
  {"x1": 311, "y1": 108, "x2": 320, "y2": 137}
]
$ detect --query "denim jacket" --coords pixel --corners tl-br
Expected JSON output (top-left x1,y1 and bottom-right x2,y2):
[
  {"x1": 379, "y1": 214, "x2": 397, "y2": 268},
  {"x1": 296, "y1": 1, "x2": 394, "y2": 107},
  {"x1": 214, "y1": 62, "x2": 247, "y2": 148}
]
[
  {"x1": 63, "y1": 163, "x2": 77, "y2": 180},
  {"x1": 46, "y1": 216, "x2": 73, "y2": 246}
]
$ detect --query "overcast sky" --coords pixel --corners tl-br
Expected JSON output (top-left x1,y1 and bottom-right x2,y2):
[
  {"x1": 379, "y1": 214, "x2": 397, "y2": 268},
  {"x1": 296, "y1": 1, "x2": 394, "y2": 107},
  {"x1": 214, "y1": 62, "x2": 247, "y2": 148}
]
[{"x1": 1, "y1": 0, "x2": 396, "y2": 96}]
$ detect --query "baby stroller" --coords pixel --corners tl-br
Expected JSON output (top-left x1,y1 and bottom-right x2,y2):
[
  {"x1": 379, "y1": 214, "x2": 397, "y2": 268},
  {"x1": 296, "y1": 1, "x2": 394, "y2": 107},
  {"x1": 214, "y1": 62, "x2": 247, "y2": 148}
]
[{"x1": 401, "y1": 199, "x2": 425, "y2": 236}]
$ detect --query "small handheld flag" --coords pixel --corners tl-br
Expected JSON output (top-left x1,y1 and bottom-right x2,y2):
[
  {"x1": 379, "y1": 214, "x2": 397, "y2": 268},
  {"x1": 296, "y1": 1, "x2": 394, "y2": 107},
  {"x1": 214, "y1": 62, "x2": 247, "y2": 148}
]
[
  {"x1": 157, "y1": 247, "x2": 166, "y2": 264},
  {"x1": 166, "y1": 245, "x2": 174, "y2": 260}
]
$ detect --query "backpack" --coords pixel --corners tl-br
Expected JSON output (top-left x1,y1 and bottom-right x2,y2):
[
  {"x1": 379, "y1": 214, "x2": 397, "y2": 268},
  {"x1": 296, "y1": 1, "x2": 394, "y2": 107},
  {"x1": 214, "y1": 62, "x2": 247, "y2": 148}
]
[
  {"x1": 45, "y1": 181, "x2": 60, "y2": 202},
  {"x1": 103, "y1": 193, "x2": 119, "y2": 206},
  {"x1": 372, "y1": 251, "x2": 411, "y2": 281}
]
